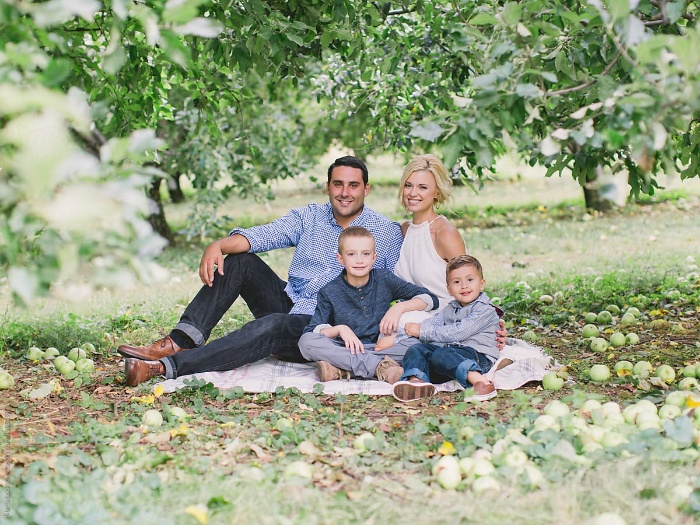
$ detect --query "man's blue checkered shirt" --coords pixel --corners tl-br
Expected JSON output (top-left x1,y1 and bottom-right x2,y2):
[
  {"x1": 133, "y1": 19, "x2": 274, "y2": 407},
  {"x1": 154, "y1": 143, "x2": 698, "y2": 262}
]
[{"x1": 229, "y1": 203, "x2": 403, "y2": 315}]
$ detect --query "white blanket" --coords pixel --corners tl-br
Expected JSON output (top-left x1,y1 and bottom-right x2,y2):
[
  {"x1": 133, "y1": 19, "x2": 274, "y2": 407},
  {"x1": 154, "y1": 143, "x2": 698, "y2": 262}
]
[{"x1": 154, "y1": 339, "x2": 551, "y2": 396}]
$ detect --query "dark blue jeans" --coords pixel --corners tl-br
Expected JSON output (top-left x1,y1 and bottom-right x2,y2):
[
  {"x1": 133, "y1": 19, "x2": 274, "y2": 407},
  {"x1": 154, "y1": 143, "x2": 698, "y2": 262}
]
[
  {"x1": 400, "y1": 342, "x2": 493, "y2": 387},
  {"x1": 162, "y1": 253, "x2": 311, "y2": 379}
]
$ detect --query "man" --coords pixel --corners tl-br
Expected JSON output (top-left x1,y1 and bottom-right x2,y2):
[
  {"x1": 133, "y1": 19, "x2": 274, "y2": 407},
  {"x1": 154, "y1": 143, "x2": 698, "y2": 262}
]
[{"x1": 120, "y1": 156, "x2": 404, "y2": 386}]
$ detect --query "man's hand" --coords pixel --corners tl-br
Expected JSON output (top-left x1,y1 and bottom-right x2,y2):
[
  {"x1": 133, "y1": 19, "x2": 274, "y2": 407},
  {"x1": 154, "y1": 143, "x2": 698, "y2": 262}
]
[
  {"x1": 199, "y1": 240, "x2": 225, "y2": 286},
  {"x1": 337, "y1": 325, "x2": 365, "y2": 355},
  {"x1": 374, "y1": 335, "x2": 395, "y2": 351},
  {"x1": 496, "y1": 319, "x2": 508, "y2": 351},
  {"x1": 404, "y1": 322, "x2": 421, "y2": 338}
]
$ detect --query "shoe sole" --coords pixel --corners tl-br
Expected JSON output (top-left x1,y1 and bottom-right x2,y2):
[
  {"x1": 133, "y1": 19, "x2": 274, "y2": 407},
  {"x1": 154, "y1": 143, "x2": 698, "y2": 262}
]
[
  {"x1": 466, "y1": 390, "x2": 498, "y2": 402},
  {"x1": 392, "y1": 382, "x2": 436, "y2": 402}
]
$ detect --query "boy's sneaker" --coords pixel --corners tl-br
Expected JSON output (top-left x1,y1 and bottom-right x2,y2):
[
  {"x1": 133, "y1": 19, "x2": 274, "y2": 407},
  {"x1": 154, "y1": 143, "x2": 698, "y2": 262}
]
[
  {"x1": 317, "y1": 361, "x2": 351, "y2": 382},
  {"x1": 375, "y1": 356, "x2": 403, "y2": 384},
  {"x1": 466, "y1": 381, "x2": 497, "y2": 402},
  {"x1": 392, "y1": 380, "x2": 436, "y2": 402}
]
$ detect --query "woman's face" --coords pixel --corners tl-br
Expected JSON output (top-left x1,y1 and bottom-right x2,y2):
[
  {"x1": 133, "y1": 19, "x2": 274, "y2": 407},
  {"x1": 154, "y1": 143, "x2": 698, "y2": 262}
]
[{"x1": 402, "y1": 170, "x2": 439, "y2": 214}]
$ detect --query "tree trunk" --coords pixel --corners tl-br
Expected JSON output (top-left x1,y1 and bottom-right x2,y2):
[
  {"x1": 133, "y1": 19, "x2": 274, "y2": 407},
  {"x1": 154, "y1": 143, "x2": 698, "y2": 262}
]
[
  {"x1": 583, "y1": 165, "x2": 617, "y2": 212},
  {"x1": 450, "y1": 163, "x2": 465, "y2": 186},
  {"x1": 147, "y1": 178, "x2": 174, "y2": 242},
  {"x1": 167, "y1": 173, "x2": 185, "y2": 203}
]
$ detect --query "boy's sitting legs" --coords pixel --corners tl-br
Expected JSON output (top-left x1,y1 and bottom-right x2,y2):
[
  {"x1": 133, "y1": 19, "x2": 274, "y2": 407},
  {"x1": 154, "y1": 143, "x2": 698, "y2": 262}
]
[
  {"x1": 430, "y1": 345, "x2": 496, "y2": 401},
  {"x1": 392, "y1": 342, "x2": 439, "y2": 402}
]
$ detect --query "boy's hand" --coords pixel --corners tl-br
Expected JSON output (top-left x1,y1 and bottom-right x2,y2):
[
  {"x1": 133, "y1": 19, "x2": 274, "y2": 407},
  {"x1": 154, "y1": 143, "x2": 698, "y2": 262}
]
[
  {"x1": 404, "y1": 322, "x2": 420, "y2": 338},
  {"x1": 496, "y1": 319, "x2": 508, "y2": 350},
  {"x1": 379, "y1": 303, "x2": 404, "y2": 336},
  {"x1": 374, "y1": 335, "x2": 395, "y2": 351},
  {"x1": 337, "y1": 325, "x2": 365, "y2": 355}
]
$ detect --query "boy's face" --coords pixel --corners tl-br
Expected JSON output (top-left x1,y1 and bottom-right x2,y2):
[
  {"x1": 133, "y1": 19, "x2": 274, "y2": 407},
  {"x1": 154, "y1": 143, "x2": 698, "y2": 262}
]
[
  {"x1": 337, "y1": 236, "x2": 377, "y2": 279},
  {"x1": 446, "y1": 265, "x2": 485, "y2": 306}
]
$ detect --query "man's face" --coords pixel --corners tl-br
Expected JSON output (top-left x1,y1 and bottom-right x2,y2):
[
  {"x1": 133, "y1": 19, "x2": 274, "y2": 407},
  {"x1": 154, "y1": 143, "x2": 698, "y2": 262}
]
[{"x1": 326, "y1": 166, "x2": 369, "y2": 223}]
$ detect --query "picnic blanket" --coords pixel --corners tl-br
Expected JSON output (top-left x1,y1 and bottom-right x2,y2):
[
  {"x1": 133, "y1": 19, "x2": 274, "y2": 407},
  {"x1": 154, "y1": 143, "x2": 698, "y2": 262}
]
[{"x1": 154, "y1": 338, "x2": 552, "y2": 396}]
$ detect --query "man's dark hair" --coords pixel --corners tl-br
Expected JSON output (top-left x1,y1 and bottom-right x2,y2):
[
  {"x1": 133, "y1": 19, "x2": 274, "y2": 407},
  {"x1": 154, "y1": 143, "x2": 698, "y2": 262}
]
[{"x1": 327, "y1": 156, "x2": 369, "y2": 184}]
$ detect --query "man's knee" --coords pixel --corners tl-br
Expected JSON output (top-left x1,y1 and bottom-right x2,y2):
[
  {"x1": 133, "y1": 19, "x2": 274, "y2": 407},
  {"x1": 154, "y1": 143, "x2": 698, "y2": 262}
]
[{"x1": 223, "y1": 252, "x2": 261, "y2": 273}]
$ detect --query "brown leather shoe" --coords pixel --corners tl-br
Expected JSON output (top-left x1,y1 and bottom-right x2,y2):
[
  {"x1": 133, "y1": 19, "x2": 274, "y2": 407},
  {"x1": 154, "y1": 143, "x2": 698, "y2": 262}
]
[
  {"x1": 125, "y1": 358, "x2": 165, "y2": 387},
  {"x1": 117, "y1": 336, "x2": 189, "y2": 360}
]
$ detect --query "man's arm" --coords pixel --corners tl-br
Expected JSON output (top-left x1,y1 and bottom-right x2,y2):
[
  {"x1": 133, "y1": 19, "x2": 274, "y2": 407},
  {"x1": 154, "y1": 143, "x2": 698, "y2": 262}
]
[{"x1": 199, "y1": 234, "x2": 251, "y2": 287}]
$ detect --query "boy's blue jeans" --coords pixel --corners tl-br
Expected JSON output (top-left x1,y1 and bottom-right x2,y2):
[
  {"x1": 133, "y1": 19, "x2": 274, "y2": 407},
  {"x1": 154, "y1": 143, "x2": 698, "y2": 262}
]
[{"x1": 400, "y1": 342, "x2": 493, "y2": 387}]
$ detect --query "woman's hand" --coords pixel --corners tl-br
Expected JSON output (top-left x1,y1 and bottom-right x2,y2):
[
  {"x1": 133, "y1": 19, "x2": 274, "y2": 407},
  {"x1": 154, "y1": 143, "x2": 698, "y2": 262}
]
[
  {"x1": 496, "y1": 319, "x2": 508, "y2": 351},
  {"x1": 375, "y1": 335, "x2": 395, "y2": 351}
]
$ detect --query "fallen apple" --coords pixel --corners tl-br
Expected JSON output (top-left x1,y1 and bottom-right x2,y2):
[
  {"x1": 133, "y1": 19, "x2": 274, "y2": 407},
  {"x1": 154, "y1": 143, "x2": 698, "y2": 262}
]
[
  {"x1": 169, "y1": 407, "x2": 188, "y2": 420},
  {"x1": 584, "y1": 312, "x2": 598, "y2": 324},
  {"x1": 284, "y1": 460, "x2": 313, "y2": 479},
  {"x1": 633, "y1": 361, "x2": 653, "y2": 378},
  {"x1": 436, "y1": 465, "x2": 462, "y2": 489},
  {"x1": 609, "y1": 332, "x2": 626, "y2": 347},
  {"x1": 658, "y1": 404, "x2": 682, "y2": 420},
  {"x1": 619, "y1": 312, "x2": 636, "y2": 326},
  {"x1": 44, "y1": 347, "x2": 60, "y2": 360},
  {"x1": 353, "y1": 432, "x2": 377, "y2": 452},
  {"x1": 26, "y1": 346, "x2": 45, "y2": 361},
  {"x1": 682, "y1": 364, "x2": 698, "y2": 378},
  {"x1": 458, "y1": 457, "x2": 475, "y2": 477},
  {"x1": 665, "y1": 391, "x2": 688, "y2": 408},
  {"x1": 74, "y1": 358, "x2": 95, "y2": 373},
  {"x1": 655, "y1": 364, "x2": 676, "y2": 384},
  {"x1": 540, "y1": 294, "x2": 554, "y2": 304},
  {"x1": 581, "y1": 324, "x2": 599, "y2": 338},
  {"x1": 56, "y1": 359, "x2": 75, "y2": 376},
  {"x1": 432, "y1": 454, "x2": 460, "y2": 476},
  {"x1": 625, "y1": 306, "x2": 641, "y2": 318},
  {"x1": 81, "y1": 342, "x2": 96, "y2": 354},
  {"x1": 544, "y1": 400, "x2": 570, "y2": 418},
  {"x1": 0, "y1": 371, "x2": 14, "y2": 389},
  {"x1": 471, "y1": 457, "x2": 495, "y2": 477},
  {"x1": 678, "y1": 377, "x2": 699, "y2": 390},
  {"x1": 625, "y1": 333, "x2": 640, "y2": 345},
  {"x1": 606, "y1": 304, "x2": 620, "y2": 315},
  {"x1": 67, "y1": 347, "x2": 87, "y2": 363},
  {"x1": 142, "y1": 409, "x2": 163, "y2": 427},
  {"x1": 471, "y1": 475, "x2": 500, "y2": 493},
  {"x1": 590, "y1": 337, "x2": 609, "y2": 353},
  {"x1": 542, "y1": 372, "x2": 564, "y2": 391},
  {"x1": 589, "y1": 365, "x2": 611, "y2": 382},
  {"x1": 521, "y1": 330, "x2": 538, "y2": 343},
  {"x1": 596, "y1": 310, "x2": 613, "y2": 324},
  {"x1": 580, "y1": 399, "x2": 602, "y2": 414},
  {"x1": 614, "y1": 361, "x2": 634, "y2": 376},
  {"x1": 275, "y1": 417, "x2": 294, "y2": 432}
]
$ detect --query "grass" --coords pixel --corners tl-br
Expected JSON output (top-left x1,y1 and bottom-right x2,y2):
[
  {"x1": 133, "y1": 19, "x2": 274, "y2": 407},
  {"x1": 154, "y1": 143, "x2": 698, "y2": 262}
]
[{"x1": 1, "y1": 157, "x2": 700, "y2": 525}]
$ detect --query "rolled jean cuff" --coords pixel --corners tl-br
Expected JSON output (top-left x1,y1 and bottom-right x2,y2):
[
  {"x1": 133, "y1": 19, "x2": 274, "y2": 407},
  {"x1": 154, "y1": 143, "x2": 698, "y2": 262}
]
[
  {"x1": 401, "y1": 367, "x2": 430, "y2": 383},
  {"x1": 456, "y1": 360, "x2": 483, "y2": 388},
  {"x1": 174, "y1": 322, "x2": 206, "y2": 347},
  {"x1": 161, "y1": 356, "x2": 176, "y2": 380}
]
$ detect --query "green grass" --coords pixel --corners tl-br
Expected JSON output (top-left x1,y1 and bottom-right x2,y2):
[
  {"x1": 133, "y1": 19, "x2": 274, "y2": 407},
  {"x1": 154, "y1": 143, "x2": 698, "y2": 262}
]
[{"x1": 2, "y1": 160, "x2": 700, "y2": 525}]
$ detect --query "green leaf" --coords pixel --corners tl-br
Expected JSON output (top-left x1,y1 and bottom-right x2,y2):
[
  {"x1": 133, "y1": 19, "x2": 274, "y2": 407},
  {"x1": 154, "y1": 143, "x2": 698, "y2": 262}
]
[
  {"x1": 608, "y1": 0, "x2": 632, "y2": 21},
  {"x1": 469, "y1": 12, "x2": 499, "y2": 26},
  {"x1": 159, "y1": 29, "x2": 191, "y2": 68},
  {"x1": 42, "y1": 58, "x2": 72, "y2": 87},
  {"x1": 515, "y1": 83, "x2": 541, "y2": 98},
  {"x1": 163, "y1": 0, "x2": 207, "y2": 24},
  {"x1": 175, "y1": 17, "x2": 223, "y2": 38},
  {"x1": 409, "y1": 121, "x2": 444, "y2": 142},
  {"x1": 501, "y1": 2, "x2": 522, "y2": 26},
  {"x1": 102, "y1": 45, "x2": 127, "y2": 75},
  {"x1": 664, "y1": 1, "x2": 684, "y2": 23}
]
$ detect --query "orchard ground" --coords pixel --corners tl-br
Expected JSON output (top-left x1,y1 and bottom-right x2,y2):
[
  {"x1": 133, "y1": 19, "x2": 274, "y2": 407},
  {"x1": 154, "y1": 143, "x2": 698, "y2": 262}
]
[{"x1": 1, "y1": 156, "x2": 700, "y2": 525}]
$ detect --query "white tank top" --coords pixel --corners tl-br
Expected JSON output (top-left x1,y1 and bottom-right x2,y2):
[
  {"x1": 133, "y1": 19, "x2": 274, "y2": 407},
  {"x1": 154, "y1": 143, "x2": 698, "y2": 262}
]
[{"x1": 394, "y1": 216, "x2": 452, "y2": 325}]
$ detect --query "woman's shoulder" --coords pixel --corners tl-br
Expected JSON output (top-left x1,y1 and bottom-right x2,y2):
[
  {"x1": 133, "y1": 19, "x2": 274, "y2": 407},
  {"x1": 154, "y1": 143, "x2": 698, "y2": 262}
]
[
  {"x1": 400, "y1": 219, "x2": 411, "y2": 236},
  {"x1": 432, "y1": 217, "x2": 466, "y2": 258}
]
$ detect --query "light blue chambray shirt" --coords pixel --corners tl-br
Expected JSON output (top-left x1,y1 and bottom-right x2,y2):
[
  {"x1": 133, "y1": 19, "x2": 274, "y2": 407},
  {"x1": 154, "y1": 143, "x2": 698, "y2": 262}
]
[{"x1": 229, "y1": 203, "x2": 403, "y2": 315}]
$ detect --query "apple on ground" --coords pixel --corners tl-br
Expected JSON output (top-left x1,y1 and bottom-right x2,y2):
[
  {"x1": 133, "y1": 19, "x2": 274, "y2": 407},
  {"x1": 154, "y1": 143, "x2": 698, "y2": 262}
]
[
  {"x1": 609, "y1": 332, "x2": 626, "y2": 347},
  {"x1": 590, "y1": 337, "x2": 609, "y2": 353},
  {"x1": 682, "y1": 364, "x2": 698, "y2": 378},
  {"x1": 542, "y1": 372, "x2": 564, "y2": 391},
  {"x1": 625, "y1": 306, "x2": 641, "y2": 318},
  {"x1": 544, "y1": 400, "x2": 570, "y2": 418},
  {"x1": 284, "y1": 461, "x2": 313, "y2": 479},
  {"x1": 655, "y1": 364, "x2": 676, "y2": 383},
  {"x1": 0, "y1": 371, "x2": 14, "y2": 389},
  {"x1": 584, "y1": 312, "x2": 598, "y2": 323},
  {"x1": 658, "y1": 404, "x2": 682, "y2": 419},
  {"x1": 589, "y1": 365, "x2": 611, "y2": 382},
  {"x1": 44, "y1": 347, "x2": 60, "y2": 360},
  {"x1": 678, "y1": 377, "x2": 699, "y2": 390},
  {"x1": 597, "y1": 310, "x2": 613, "y2": 324},
  {"x1": 665, "y1": 391, "x2": 689, "y2": 408},
  {"x1": 614, "y1": 361, "x2": 634, "y2": 376},
  {"x1": 142, "y1": 409, "x2": 163, "y2": 427},
  {"x1": 74, "y1": 358, "x2": 95, "y2": 373},
  {"x1": 619, "y1": 312, "x2": 636, "y2": 326},
  {"x1": 353, "y1": 432, "x2": 377, "y2": 452},
  {"x1": 81, "y1": 342, "x2": 96, "y2": 353},
  {"x1": 539, "y1": 294, "x2": 554, "y2": 304},
  {"x1": 606, "y1": 304, "x2": 620, "y2": 315},
  {"x1": 581, "y1": 324, "x2": 599, "y2": 338},
  {"x1": 67, "y1": 347, "x2": 87, "y2": 363},
  {"x1": 633, "y1": 361, "x2": 653, "y2": 378},
  {"x1": 521, "y1": 330, "x2": 538, "y2": 343},
  {"x1": 26, "y1": 346, "x2": 45, "y2": 361},
  {"x1": 625, "y1": 333, "x2": 640, "y2": 345},
  {"x1": 56, "y1": 359, "x2": 76, "y2": 376}
]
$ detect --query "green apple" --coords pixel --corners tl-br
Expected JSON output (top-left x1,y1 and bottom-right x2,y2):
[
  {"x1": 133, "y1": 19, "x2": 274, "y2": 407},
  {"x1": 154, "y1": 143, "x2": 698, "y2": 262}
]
[
  {"x1": 274, "y1": 417, "x2": 294, "y2": 432},
  {"x1": 580, "y1": 399, "x2": 602, "y2": 414},
  {"x1": 590, "y1": 337, "x2": 609, "y2": 353},
  {"x1": 471, "y1": 475, "x2": 500, "y2": 493},
  {"x1": 678, "y1": 377, "x2": 699, "y2": 390},
  {"x1": 353, "y1": 432, "x2": 377, "y2": 452},
  {"x1": 284, "y1": 460, "x2": 313, "y2": 479},
  {"x1": 596, "y1": 310, "x2": 613, "y2": 324},
  {"x1": 625, "y1": 306, "x2": 641, "y2": 318},
  {"x1": 26, "y1": 346, "x2": 45, "y2": 361},
  {"x1": 605, "y1": 304, "x2": 620, "y2": 315},
  {"x1": 142, "y1": 409, "x2": 163, "y2": 427},
  {"x1": 0, "y1": 371, "x2": 14, "y2": 389},
  {"x1": 625, "y1": 333, "x2": 640, "y2": 345},
  {"x1": 67, "y1": 347, "x2": 87, "y2": 363},
  {"x1": 682, "y1": 364, "x2": 698, "y2": 378},
  {"x1": 609, "y1": 332, "x2": 626, "y2": 347},
  {"x1": 81, "y1": 342, "x2": 96, "y2": 354},
  {"x1": 658, "y1": 404, "x2": 682, "y2": 420},
  {"x1": 432, "y1": 454, "x2": 460, "y2": 476},
  {"x1": 56, "y1": 359, "x2": 75, "y2": 376},
  {"x1": 436, "y1": 465, "x2": 462, "y2": 489},
  {"x1": 168, "y1": 407, "x2": 188, "y2": 420},
  {"x1": 584, "y1": 312, "x2": 598, "y2": 323},
  {"x1": 544, "y1": 400, "x2": 570, "y2": 418},
  {"x1": 633, "y1": 361, "x2": 653, "y2": 378},
  {"x1": 619, "y1": 312, "x2": 636, "y2": 326},
  {"x1": 54, "y1": 355, "x2": 70, "y2": 367},
  {"x1": 542, "y1": 372, "x2": 564, "y2": 391},
  {"x1": 655, "y1": 364, "x2": 676, "y2": 383},
  {"x1": 472, "y1": 457, "x2": 496, "y2": 477},
  {"x1": 614, "y1": 361, "x2": 634, "y2": 376},
  {"x1": 665, "y1": 391, "x2": 688, "y2": 408},
  {"x1": 539, "y1": 294, "x2": 554, "y2": 304},
  {"x1": 581, "y1": 324, "x2": 599, "y2": 338},
  {"x1": 74, "y1": 358, "x2": 95, "y2": 373},
  {"x1": 521, "y1": 330, "x2": 538, "y2": 343},
  {"x1": 44, "y1": 347, "x2": 60, "y2": 360},
  {"x1": 589, "y1": 365, "x2": 611, "y2": 382}
]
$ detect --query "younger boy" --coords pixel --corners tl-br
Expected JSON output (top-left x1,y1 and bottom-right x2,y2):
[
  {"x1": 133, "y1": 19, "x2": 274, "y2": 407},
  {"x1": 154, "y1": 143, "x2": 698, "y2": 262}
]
[
  {"x1": 392, "y1": 255, "x2": 503, "y2": 402},
  {"x1": 298, "y1": 226, "x2": 439, "y2": 384}
]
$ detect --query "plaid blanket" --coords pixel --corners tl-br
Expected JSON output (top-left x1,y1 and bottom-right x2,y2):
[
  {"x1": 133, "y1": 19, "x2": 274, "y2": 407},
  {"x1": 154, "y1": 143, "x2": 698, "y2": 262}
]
[{"x1": 154, "y1": 339, "x2": 551, "y2": 396}]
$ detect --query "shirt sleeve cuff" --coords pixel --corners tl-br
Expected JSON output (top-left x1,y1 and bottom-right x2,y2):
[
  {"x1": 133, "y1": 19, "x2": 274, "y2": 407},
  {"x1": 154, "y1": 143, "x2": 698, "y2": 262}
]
[
  {"x1": 414, "y1": 293, "x2": 434, "y2": 311},
  {"x1": 313, "y1": 324, "x2": 332, "y2": 334},
  {"x1": 228, "y1": 228, "x2": 256, "y2": 252}
]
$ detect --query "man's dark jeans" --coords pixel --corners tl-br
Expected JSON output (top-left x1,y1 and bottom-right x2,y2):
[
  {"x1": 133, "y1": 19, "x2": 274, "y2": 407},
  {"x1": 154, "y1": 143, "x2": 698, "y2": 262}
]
[{"x1": 162, "y1": 253, "x2": 311, "y2": 379}]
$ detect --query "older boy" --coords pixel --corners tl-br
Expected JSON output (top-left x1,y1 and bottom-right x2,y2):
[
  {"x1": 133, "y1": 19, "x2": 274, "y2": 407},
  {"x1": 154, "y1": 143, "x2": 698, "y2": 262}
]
[
  {"x1": 298, "y1": 226, "x2": 439, "y2": 384},
  {"x1": 392, "y1": 255, "x2": 503, "y2": 402}
]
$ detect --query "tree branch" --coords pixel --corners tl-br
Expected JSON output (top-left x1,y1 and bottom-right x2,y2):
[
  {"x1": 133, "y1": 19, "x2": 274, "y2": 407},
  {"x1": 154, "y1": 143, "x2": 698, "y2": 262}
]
[{"x1": 545, "y1": 49, "x2": 622, "y2": 97}]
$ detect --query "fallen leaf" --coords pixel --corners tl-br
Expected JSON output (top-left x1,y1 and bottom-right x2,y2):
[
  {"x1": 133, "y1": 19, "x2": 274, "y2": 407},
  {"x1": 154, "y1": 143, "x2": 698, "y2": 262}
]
[
  {"x1": 248, "y1": 443, "x2": 271, "y2": 461},
  {"x1": 298, "y1": 440, "x2": 323, "y2": 457}
]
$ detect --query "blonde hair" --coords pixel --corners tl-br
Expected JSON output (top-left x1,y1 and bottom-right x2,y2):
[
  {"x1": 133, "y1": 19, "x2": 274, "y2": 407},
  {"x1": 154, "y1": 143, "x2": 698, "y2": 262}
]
[
  {"x1": 398, "y1": 154, "x2": 453, "y2": 209},
  {"x1": 338, "y1": 226, "x2": 375, "y2": 252}
]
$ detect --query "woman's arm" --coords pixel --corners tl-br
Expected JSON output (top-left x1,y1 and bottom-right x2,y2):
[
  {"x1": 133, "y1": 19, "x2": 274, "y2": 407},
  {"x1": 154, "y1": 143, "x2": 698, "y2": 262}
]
[{"x1": 433, "y1": 219, "x2": 466, "y2": 262}]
